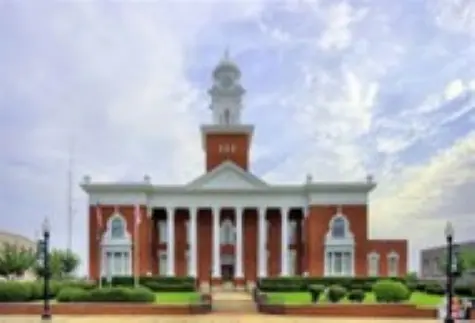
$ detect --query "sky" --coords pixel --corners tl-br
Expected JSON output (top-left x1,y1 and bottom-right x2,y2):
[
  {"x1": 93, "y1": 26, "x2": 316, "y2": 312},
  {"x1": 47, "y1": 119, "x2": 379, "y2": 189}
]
[{"x1": 0, "y1": 0, "x2": 474, "y2": 275}]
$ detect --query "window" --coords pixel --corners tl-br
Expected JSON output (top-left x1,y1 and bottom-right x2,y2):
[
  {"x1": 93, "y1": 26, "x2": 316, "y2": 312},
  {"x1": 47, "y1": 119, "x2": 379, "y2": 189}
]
[
  {"x1": 288, "y1": 249, "x2": 297, "y2": 276},
  {"x1": 220, "y1": 219, "x2": 235, "y2": 244},
  {"x1": 326, "y1": 251, "x2": 352, "y2": 276},
  {"x1": 387, "y1": 252, "x2": 399, "y2": 276},
  {"x1": 102, "y1": 251, "x2": 131, "y2": 277},
  {"x1": 158, "y1": 220, "x2": 167, "y2": 243},
  {"x1": 159, "y1": 251, "x2": 168, "y2": 276},
  {"x1": 288, "y1": 220, "x2": 297, "y2": 244},
  {"x1": 331, "y1": 217, "x2": 346, "y2": 238},
  {"x1": 185, "y1": 220, "x2": 190, "y2": 245},
  {"x1": 367, "y1": 252, "x2": 379, "y2": 276},
  {"x1": 110, "y1": 217, "x2": 125, "y2": 239},
  {"x1": 185, "y1": 251, "x2": 190, "y2": 275}
]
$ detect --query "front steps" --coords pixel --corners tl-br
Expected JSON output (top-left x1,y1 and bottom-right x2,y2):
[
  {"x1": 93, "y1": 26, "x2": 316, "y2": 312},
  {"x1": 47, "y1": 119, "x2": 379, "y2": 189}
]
[{"x1": 211, "y1": 291, "x2": 256, "y2": 314}]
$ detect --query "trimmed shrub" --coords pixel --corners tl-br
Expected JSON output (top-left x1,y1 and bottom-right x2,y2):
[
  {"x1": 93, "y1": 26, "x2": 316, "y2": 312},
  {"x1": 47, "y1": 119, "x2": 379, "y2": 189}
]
[
  {"x1": 372, "y1": 280, "x2": 410, "y2": 303},
  {"x1": 308, "y1": 284, "x2": 325, "y2": 303},
  {"x1": 88, "y1": 286, "x2": 155, "y2": 302},
  {"x1": 56, "y1": 286, "x2": 155, "y2": 303},
  {"x1": 424, "y1": 282, "x2": 445, "y2": 295},
  {"x1": 454, "y1": 285, "x2": 475, "y2": 297},
  {"x1": 327, "y1": 285, "x2": 347, "y2": 303},
  {"x1": 56, "y1": 287, "x2": 89, "y2": 302},
  {"x1": 0, "y1": 281, "x2": 32, "y2": 302},
  {"x1": 347, "y1": 289, "x2": 365, "y2": 303},
  {"x1": 101, "y1": 276, "x2": 195, "y2": 292}
]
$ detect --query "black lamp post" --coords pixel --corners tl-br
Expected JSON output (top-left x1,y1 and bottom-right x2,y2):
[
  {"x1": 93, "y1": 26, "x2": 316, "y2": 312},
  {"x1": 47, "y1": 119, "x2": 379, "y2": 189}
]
[
  {"x1": 41, "y1": 218, "x2": 51, "y2": 321},
  {"x1": 444, "y1": 221, "x2": 454, "y2": 323}
]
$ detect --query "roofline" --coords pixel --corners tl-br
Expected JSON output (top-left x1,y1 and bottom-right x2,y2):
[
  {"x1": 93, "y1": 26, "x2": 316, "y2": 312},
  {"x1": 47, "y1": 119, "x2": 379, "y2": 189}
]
[
  {"x1": 80, "y1": 181, "x2": 376, "y2": 195},
  {"x1": 420, "y1": 241, "x2": 475, "y2": 253}
]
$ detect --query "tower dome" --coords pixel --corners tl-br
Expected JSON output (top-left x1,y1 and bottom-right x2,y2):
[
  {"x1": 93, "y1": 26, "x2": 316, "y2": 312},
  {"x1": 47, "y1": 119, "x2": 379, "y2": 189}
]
[{"x1": 212, "y1": 49, "x2": 241, "y2": 80}]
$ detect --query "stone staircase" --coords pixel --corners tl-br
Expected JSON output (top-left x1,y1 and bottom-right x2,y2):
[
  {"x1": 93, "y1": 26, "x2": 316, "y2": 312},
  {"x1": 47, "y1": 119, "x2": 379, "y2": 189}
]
[{"x1": 211, "y1": 290, "x2": 256, "y2": 313}]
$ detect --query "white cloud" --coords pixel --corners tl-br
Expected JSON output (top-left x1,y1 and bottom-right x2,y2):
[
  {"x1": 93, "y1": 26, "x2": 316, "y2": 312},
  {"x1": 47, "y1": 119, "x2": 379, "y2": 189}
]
[
  {"x1": 318, "y1": 1, "x2": 368, "y2": 51},
  {"x1": 2, "y1": 0, "x2": 475, "y2": 275},
  {"x1": 444, "y1": 79, "x2": 466, "y2": 101}
]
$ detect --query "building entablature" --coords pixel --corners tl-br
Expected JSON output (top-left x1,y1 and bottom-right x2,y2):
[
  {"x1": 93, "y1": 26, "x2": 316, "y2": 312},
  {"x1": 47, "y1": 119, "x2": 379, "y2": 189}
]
[{"x1": 81, "y1": 162, "x2": 376, "y2": 210}]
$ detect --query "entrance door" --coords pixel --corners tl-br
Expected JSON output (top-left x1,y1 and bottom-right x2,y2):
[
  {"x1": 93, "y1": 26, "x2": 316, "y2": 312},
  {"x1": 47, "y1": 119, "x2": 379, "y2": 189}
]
[{"x1": 221, "y1": 264, "x2": 234, "y2": 281}]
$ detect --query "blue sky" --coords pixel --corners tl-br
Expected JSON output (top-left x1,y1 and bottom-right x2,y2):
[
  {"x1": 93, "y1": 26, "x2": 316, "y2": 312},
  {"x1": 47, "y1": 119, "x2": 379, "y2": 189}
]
[{"x1": 0, "y1": 0, "x2": 474, "y2": 274}]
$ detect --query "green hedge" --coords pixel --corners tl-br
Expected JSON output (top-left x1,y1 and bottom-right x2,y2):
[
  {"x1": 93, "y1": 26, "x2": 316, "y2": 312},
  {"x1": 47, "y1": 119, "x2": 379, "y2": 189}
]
[
  {"x1": 257, "y1": 277, "x2": 406, "y2": 292},
  {"x1": 57, "y1": 286, "x2": 155, "y2": 303},
  {"x1": 372, "y1": 280, "x2": 410, "y2": 303},
  {"x1": 100, "y1": 276, "x2": 196, "y2": 292},
  {"x1": 0, "y1": 280, "x2": 97, "y2": 302}
]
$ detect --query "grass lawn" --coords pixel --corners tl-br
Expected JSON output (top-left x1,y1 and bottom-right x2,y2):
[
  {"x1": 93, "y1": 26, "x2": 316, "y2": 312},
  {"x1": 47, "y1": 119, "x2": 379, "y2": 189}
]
[
  {"x1": 154, "y1": 292, "x2": 201, "y2": 304},
  {"x1": 266, "y1": 291, "x2": 443, "y2": 307}
]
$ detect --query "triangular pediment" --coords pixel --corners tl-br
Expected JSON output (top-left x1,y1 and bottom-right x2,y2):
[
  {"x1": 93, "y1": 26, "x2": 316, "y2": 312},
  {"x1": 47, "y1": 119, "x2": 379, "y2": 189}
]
[{"x1": 187, "y1": 161, "x2": 268, "y2": 190}]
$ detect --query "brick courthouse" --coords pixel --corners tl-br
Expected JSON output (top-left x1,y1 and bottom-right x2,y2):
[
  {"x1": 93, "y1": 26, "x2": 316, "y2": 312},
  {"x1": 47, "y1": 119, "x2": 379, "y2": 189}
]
[{"x1": 81, "y1": 53, "x2": 408, "y2": 289}]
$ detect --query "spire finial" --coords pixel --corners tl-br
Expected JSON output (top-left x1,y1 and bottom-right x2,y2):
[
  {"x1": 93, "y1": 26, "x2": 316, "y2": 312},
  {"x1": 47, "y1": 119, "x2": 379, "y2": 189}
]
[{"x1": 224, "y1": 46, "x2": 230, "y2": 60}]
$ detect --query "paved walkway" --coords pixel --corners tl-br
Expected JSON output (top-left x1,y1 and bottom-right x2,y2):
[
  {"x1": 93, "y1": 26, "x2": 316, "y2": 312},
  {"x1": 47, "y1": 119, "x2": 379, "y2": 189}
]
[{"x1": 0, "y1": 316, "x2": 441, "y2": 323}]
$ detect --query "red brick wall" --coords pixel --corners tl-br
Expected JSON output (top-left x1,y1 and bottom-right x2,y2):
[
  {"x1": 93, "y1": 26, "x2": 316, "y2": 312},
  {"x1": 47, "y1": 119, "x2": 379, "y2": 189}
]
[
  {"x1": 205, "y1": 133, "x2": 250, "y2": 171},
  {"x1": 305, "y1": 204, "x2": 407, "y2": 277},
  {"x1": 367, "y1": 239, "x2": 408, "y2": 276},
  {"x1": 89, "y1": 205, "x2": 150, "y2": 279},
  {"x1": 306, "y1": 205, "x2": 368, "y2": 276}
]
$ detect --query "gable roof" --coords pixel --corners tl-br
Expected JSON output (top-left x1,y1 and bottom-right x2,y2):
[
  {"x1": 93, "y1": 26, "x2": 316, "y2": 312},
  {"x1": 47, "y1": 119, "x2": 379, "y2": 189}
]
[{"x1": 186, "y1": 161, "x2": 268, "y2": 190}]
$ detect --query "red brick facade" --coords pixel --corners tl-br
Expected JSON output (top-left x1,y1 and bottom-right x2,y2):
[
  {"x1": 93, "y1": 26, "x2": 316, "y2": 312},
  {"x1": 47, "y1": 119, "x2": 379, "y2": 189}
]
[{"x1": 88, "y1": 204, "x2": 407, "y2": 283}]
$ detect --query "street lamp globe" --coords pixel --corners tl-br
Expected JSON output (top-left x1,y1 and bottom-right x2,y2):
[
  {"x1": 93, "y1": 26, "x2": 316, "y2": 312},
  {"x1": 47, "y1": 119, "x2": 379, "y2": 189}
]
[{"x1": 444, "y1": 221, "x2": 454, "y2": 239}]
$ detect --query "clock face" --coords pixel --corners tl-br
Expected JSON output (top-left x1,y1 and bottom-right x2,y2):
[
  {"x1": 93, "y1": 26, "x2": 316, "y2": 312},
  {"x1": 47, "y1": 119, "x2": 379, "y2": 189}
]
[{"x1": 221, "y1": 75, "x2": 234, "y2": 88}]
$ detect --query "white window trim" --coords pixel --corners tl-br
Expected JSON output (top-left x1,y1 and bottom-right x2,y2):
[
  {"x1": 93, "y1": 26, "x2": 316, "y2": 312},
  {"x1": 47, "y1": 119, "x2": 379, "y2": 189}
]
[
  {"x1": 101, "y1": 213, "x2": 132, "y2": 278},
  {"x1": 158, "y1": 220, "x2": 167, "y2": 243},
  {"x1": 367, "y1": 251, "x2": 380, "y2": 276},
  {"x1": 324, "y1": 212, "x2": 355, "y2": 277},
  {"x1": 387, "y1": 251, "x2": 399, "y2": 276},
  {"x1": 324, "y1": 249, "x2": 354, "y2": 277}
]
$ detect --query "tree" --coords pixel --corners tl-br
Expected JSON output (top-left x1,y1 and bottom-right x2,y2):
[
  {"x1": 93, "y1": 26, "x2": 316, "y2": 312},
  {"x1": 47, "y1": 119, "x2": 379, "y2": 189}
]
[
  {"x1": 34, "y1": 249, "x2": 80, "y2": 279},
  {"x1": 0, "y1": 242, "x2": 35, "y2": 279},
  {"x1": 439, "y1": 249, "x2": 475, "y2": 278},
  {"x1": 60, "y1": 250, "x2": 80, "y2": 277}
]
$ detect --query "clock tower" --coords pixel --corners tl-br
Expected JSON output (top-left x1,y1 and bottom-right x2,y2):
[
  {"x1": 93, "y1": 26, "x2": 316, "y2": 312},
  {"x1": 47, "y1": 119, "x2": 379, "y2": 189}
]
[{"x1": 201, "y1": 50, "x2": 254, "y2": 171}]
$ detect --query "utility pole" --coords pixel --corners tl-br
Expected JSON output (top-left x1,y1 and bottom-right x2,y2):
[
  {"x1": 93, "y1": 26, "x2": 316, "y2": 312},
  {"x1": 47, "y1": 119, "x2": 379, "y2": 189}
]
[{"x1": 67, "y1": 136, "x2": 75, "y2": 253}]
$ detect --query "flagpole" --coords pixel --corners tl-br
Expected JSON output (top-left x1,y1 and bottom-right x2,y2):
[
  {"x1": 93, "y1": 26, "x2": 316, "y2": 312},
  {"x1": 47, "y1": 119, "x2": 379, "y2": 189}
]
[
  {"x1": 134, "y1": 205, "x2": 140, "y2": 288},
  {"x1": 96, "y1": 204, "x2": 102, "y2": 288}
]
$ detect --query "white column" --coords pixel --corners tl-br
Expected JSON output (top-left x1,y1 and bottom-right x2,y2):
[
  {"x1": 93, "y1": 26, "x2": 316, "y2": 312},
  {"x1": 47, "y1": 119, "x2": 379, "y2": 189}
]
[
  {"x1": 166, "y1": 207, "x2": 175, "y2": 276},
  {"x1": 281, "y1": 207, "x2": 289, "y2": 276},
  {"x1": 235, "y1": 207, "x2": 244, "y2": 278},
  {"x1": 212, "y1": 207, "x2": 221, "y2": 278},
  {"x1": 258, "y1": 207, "x2": 267, "y2": 277},
  {"x1": 189, "y1": 208, "x2": 198, "y2": 277}
]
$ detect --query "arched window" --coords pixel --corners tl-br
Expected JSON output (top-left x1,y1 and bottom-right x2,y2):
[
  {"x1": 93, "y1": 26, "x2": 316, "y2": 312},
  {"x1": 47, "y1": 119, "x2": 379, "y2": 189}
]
[
  {"x1": 331, "y1": 217, "x2": 346, "y2": 238},
  {"x1": 224, "y1": 109, "x2": 230, "y2": 124},
  {"x1": 220, "y1": 219, "x2": 235, "y2": 244},
  {"x1": 110, "y1": 217, "x2": 125, "y2": 239}
]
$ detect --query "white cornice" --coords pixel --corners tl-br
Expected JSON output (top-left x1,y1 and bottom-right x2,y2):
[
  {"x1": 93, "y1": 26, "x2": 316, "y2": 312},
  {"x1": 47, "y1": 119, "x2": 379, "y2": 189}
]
[{"x1": 81, "y1": 181, "x2": 375, "y2": 194}]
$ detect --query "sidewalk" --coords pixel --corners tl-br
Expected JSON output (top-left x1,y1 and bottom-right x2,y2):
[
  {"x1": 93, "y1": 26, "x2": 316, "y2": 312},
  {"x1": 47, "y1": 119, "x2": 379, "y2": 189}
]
[{"x1": 0, "y1": 315, "x2": 441, "y2": 323}]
